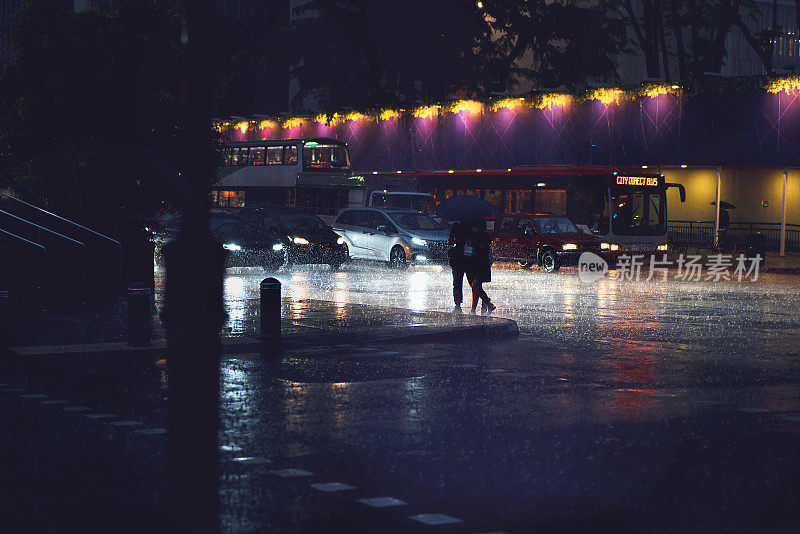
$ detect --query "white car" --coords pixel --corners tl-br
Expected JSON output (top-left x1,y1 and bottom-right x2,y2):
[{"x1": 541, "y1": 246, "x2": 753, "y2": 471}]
[{"x1": 332, "y1": 208, "x2": 449, "y2": 268}]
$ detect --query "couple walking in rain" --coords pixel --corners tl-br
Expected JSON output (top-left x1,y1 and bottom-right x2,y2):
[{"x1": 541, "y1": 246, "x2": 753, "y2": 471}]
[
  {"x1": 448, "y1": 220, "x2": 495, "y2": 314},
  {"x1": 435, "y1": 195, "x2": 497, "y2": 314}
]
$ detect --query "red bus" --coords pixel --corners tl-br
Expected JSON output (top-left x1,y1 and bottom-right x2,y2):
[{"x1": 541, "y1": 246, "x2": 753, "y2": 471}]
[{"x1": 364, "y1": 165, "x2": 685, "y2": 254}]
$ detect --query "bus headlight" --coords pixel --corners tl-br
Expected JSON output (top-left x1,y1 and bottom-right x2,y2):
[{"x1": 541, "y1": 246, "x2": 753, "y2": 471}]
[
  {"x1": 337, "y1": 237, "x2": 345, "y2": 245},
  {"x1": 562, "y1": 243, "x2": 577, "y2": 251},
  {"x1": 610, "y1": 244, "x2": 620, "y2": 251},
  {"x1": 411, "y1": 237, "x2": 427, "y2": 246},
  {"x1": 292, "y1": 237, "x2": 309, "y2": 245},
  {"x1": 222, "y1": 243, "x2": 241, "y2": 252},
  {"x1": 657, "y1": 244, "x2": 669, "y2": 251},
  {"x1": 272, "y1": 243, "x2": 284, "y2": 251},
  {"x1": 600, "y1": 242, "x2": 610, "y2": 250}
]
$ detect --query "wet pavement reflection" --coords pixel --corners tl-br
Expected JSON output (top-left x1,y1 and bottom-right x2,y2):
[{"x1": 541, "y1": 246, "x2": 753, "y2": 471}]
[{"x1": 2, "y1": 262, "x2": 798, "y2": 532}]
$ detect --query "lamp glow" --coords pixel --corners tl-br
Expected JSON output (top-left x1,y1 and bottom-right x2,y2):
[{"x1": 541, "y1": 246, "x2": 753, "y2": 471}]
[
  {"x1": 562, "y1": 244, "x2": 578, "y2": 251},
  {"x1": 292, "y1": 237, "x2": 309, "y2": 245},
  {"x1": 223, "y1": 243, "x2": 241, "y2": 252}
]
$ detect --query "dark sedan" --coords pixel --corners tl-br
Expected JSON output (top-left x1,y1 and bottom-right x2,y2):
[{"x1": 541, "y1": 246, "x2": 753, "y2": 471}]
[
  {"x1": 234, "y1": 206, "x2": 349, "y2": 269},
  {"x1": 150, "y1": 214, "x2": 286, "y2": 272}
]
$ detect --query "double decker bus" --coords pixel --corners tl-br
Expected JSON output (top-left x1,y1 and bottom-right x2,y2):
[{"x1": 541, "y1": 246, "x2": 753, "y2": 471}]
[
  {"x1": 212, "y1": 137, "x2": 363, "y2": 222},
  {"x1": 365, "y1": 165, "x2": 685, "y2": 253}
]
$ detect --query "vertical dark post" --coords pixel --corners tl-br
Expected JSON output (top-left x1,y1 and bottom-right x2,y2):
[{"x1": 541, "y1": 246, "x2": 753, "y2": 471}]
[
  {"x1": 0, "y1": 287, "x2": 10, "y2": 348},
  {"x1": 165, "y1": 1, "x2": 223, "y2": 533},
  {"x1": 126, "y1": 283, "x2": 152, "y2": 347},
  {"x1": 260, "y1": 277, "x2": 281, "y2": 341}
]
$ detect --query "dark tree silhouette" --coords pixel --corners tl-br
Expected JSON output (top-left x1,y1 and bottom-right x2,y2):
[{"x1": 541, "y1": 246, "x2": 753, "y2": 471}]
[
  {"x1": 289, "y1": 0, "x2": 508, "y2": 111},
  {"x1": 0, "y1": 0, "x2": 184, "y2": 232}
]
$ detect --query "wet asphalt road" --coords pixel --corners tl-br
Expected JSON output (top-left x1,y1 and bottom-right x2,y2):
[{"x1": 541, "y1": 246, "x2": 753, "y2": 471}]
[{"x1": 3, "y1": 262, "x2": 800, "y2": 532}]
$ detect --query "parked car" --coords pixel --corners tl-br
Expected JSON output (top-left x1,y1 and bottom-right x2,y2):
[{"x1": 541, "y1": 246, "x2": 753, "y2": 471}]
[
  {"x1": 150, "y1": 213, "x2": 286, "y2": 271},
  {"x1": 492, "y1": 213, "x2": 610, "y2": 272},
  {"x1": 234, "y1": 206, "x2": 349, "y2": 269},
  {"x1": 332, "y1": 207, "x2": 449, "y2": 268}
]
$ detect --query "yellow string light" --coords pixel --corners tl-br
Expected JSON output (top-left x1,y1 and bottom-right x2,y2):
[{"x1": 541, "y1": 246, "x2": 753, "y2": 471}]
[
  {"x1": 283, "y1": 117, "x2": 306, "y2": 130},
  {"x1": 413, "y1": 105, "x2": 438, "y2": 120},
  {"x1": 535, "y1": 93, "x2": 573, "y2": 110},
  {"x1": 345, "y1": 111, "x2": 367, "y2": 122},
  {"x1": 490, "y1": 98, "x2": 525, "y2": 112},
  {"x1": 766, "y1": 76, "x2": 800, "y2": 94},
  {"x1": 235, "y1": 121, "x2": 249, "y2": 134},
  {"x1": 448, "y1": 100, "x2": 483, "y2": 115},
  {"x1": 258, "y1": 120, "x2": 277, "y2": 130},
  {"x1": 588, "y1": 87, "x2": 625, "y2": 105},
  {"x1": 640, "y1": 84, "x2": 681, "y2": 98},
  {"x1": 379, "y1": 109, "x2": 400, "y2": 121}
]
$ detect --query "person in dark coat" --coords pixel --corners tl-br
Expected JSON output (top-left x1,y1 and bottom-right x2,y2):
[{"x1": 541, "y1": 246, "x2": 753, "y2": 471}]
[
  {"x1": 448, "y1": 221, "x2": 467, "y2": 311},
  {"x1": 464, "y1": 220, "x2": 495, "y2": 314}
]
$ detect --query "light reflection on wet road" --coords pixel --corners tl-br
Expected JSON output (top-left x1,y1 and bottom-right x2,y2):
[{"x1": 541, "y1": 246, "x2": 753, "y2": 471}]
[
  {"x1": 201, "y1": 262, "x2": 800, "y2": 532},
  {"x1": 168, "y1": 261, "x2": 800, "y2": 359}
]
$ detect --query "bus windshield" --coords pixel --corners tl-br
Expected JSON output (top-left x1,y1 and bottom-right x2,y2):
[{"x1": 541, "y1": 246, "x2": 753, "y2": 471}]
[
  {"x1": 533, "y1": 216, "x2": 579, "y2": 234},
  {"x1": 612, "y1": 190, "x2": 666, "y2": 236},
  {"x1": 303, "y1": 144, "x2": 350, "y2": 171}
]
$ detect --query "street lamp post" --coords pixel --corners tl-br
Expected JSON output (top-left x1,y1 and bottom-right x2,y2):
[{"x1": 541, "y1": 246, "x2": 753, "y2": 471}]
[{"x1": 164, "y1": 2, "x2": 224, "y2": 532}]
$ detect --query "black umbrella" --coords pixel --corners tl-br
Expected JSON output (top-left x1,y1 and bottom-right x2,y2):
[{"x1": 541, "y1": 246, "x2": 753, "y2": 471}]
[
  {"x1": 710, "y1": 201, "x2": 736, "y2": 210},
  {"x1": 435, "y1": 195, "x2": 494, "y2": 222}
]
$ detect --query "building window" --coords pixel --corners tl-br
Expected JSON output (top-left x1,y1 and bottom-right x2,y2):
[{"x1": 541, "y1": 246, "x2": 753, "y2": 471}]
[{"x1": 211, "y1": 190, "x2": 245, "y2": 208}]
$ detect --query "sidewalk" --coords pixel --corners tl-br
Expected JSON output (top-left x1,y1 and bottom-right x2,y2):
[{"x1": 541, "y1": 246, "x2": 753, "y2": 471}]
[{"x1": 6, "y1": 298, "x2": 518, "y2": 357}]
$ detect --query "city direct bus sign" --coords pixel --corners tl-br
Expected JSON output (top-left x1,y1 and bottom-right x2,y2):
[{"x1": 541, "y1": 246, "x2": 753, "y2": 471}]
[{"x1": 615, "y1": 176, "x2": 660, "y2": 186}]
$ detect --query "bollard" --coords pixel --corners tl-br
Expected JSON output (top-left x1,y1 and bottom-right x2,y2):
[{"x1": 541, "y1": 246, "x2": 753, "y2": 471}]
[
  {"x1": 127, "y1": 283, "x2": 152, "y2": 347},
  {"x1": 0, "y1": 287, "x2": 10, "y2": 348},
  {"x1": 260, "y1": 277, "x2": 281, "y2": 342}
]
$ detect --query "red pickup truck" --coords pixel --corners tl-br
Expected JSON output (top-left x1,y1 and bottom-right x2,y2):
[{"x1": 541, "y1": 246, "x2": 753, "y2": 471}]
[{"x1": 491, "y1": 213, "x2": 610, "y2": 272}]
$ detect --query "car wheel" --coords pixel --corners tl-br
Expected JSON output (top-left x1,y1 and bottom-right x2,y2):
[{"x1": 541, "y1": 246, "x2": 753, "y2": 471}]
[
  {"x1": 518, "y1": 260, "x2": 534, "y2": 269},
  {"x1": 541, "y1": 250, "x2": 560, "y2": 273},
  {"x1": 389, "y1": 246, "x2": 408, "y2": 269}
]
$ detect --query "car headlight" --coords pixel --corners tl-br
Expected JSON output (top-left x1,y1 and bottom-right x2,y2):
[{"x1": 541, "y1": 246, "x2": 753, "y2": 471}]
[
  {"x1": 600, "y1": 242, "x2": 610, "y2": 250},
  {"x1": 562, "y1": 243, "x2": 578, "y2": 251},
  {"x1": 222, "y1": 243, "x2": 241, "y2": 251},
  {"x1": 272, "y1": 243, "x2": 284, "y2": 251},
  {"x1": 657, "y1": 244, "x2": 668, "y2": 251},
  {"x1": 411, "y1": 237, "x2": 427, "y2": 246},
  {"x1": 610, "y1": 244, "x2": 620, "y2": 251},
  {"x1": 292, "y1": 237, "x2": 309, "y2": 245},
  {"x1": 337, "y1": 237, "x2": 345, "y2": 245}
]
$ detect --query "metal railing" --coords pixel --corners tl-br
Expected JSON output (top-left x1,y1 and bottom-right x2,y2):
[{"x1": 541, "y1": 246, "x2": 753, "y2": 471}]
[
  {"x1": 0, "y1": 193, "x2": 123, "y2": 290},
  {"x1": 668, "y1": 220, "x2": 800, "y2": 251}
]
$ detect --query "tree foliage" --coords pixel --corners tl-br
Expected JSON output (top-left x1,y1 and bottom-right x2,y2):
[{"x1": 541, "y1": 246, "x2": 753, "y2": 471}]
[
  {"x1": 484, "y1": 0, "x2": 629, "y2": 89},
  {"x1": 621, "y1": 0, "x2": 792, "y2": 84},
  {"x1": 289, "y1": 0, "x2": 506, "y2": 111},
  {"x1": 0, "y1": 0, "x2": 183, "y2": 232}
]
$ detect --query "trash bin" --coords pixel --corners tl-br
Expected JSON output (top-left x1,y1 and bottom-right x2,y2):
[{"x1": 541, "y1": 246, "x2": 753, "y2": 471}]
[
  {"x1": 743, "y1": 233, "x2": 767, "y2": 267},
  {"x1": 127, "y1": 283, "x2": 152, "y2": 347},
  {"x1": 260, "y1": 277, "x2": 281, "y2": 341}
]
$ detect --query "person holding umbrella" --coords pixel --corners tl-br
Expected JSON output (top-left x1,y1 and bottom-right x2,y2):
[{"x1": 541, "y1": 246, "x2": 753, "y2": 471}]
[
  {"x1": 464, "y1": 220, "x2": 495, "y2": 314},
  {"x1": 437, "y1": 195, "x2": 496, "y2": 314},
  {"x1": 448, "y1": 221, "x2": 467, "y2": 311}
]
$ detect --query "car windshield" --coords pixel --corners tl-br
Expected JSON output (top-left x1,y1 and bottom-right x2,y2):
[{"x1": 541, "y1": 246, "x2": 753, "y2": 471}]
[
  {"x1": 533, "y1": 216, "x2": 579, "y2": 234},
  {"x1": 388, "y1": 212, "x2": 443, "y2": 231},
  {"x1": 211, "y1": 221, "x2": 261, "y2": 242},
  {"x1": 277, "y1": 213, "x2": 329, "y2": 233}
]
